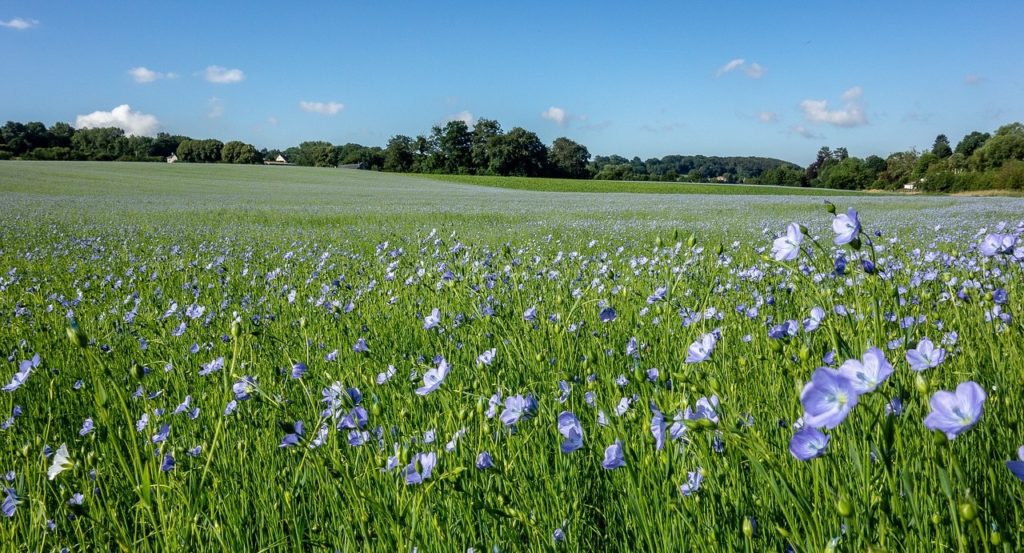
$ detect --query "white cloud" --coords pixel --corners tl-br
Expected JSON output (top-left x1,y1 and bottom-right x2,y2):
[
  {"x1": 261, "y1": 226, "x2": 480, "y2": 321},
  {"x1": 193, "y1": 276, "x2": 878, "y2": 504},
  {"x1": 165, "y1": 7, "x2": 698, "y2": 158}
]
[
  {"x1": 716, "y1": 58, "x2": 766, "y2": 79},
  {"x1": 758, "y1": 111, "x2": 779, "y2": 123},
  {"x1": 445, "y1": 110, "x2": 475, "y2": 126},
  {"x1": 267, "y1": 116, "x2": 278, "y2": 127},
  {"x1": 789, "y1": 125, "x2": 823, "y2": 140},
  {"x1": 716, "y1": 58, "x2": 745, "y2": 77},
  {"x1": 541, "y1": 106, "x2": 568, "y2": 126},
  {"x1": 204, "y1": 65, "x2": 245, "y2": 84},
  {"x1": 74, "y1": 105, "x2": 159, "y2": 136},
  {"x1": 299, "y1": 101, "x2": 345, "y2": 116},
  {"x1": 800, "y1": 86, "x2": 867, "y2": 127},
  {"x1": 129, "y1": 66, "x2": 176, "y2": 84},
  {"x1": 964, "y1": 74, "x2": 985, "y2": 85},
  {"x1": 0, "y1": 17, "x2": 38, "y2": 30},
  {"x1": 744, "y1": 62, "x2": 766, "y2": 79},
  {"x1": 208, "y1": 97, "x2": 224, "y2": 119}
]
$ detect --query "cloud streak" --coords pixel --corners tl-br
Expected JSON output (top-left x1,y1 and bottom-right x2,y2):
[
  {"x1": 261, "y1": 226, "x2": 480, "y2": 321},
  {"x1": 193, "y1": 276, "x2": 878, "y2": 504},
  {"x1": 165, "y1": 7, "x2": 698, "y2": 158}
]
[
  {"x1": 129, "y1": 67, "x2": 177, "y2": 84},
  {"x1": 299, "y1": 101, "x2": 345, "y2": 116},
  {"x1": 0, "y1": 17, "x2": 38, "y2": 30},
  {"x1": 204, "y1": 66, "x2": 245, "y2": 84},
  {"x1": 540, "y1": 106, "x2": 568, "y2": 126},
  {"x1": 716, "y1": 58, "x2": 766, "y2": 79},
  {"x1": 800, "y1": 86, "x2": 867, "y2": 127},
  {"x1": 75, "y1": 105, "x2": 159, "y2": 136}
]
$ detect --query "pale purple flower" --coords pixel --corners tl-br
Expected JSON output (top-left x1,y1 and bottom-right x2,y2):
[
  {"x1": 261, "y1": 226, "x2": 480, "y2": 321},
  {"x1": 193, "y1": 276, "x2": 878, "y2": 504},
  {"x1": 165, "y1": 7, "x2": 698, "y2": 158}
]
[
  {"x1": 685, "y1": 332, "x2": 717, "y2": 363},
  {"x1": 290, "y1": 362, "x2": 307, "y2": 379},
  {"x1": 415, "y1": 359, "x2": 450, "y2": 395},
  {"x1": 3, "y1": 354, "x2": 39, "y2": 393},
  {"x1": 280, "y1": 421, "x2": 305, "y2": 448},
  {"x1": 680, "y1": 468, "x2": 704, "y2": 496},
  {"x1": 477, "y1": 348, "x2": 496, "y2": 365},
  {"x1": 789, "y1": 427, "x2": 830, "y2": 461},
  {"x1": 404, "y1": 452, "x2": 437, "y2": 485},
  {"x1": 772, "y1": 223, "x2": 804, "y2": 261},
  {"x1": 906, "y1": 338, "x2": 946, "y2": 372},
  {"x1": 1007, "y1": 446, "x2": 1024, "y2": 482},
  {"x1": 602, "y1": 440, "x2": 625, "y2": 470},
  {"x1": 352, "y1": 337, "x2": 369, "y2": 353},
  {"x1": 650, "y1": 403, "x2": 666, "y2": 451},
  {"x1": 838, "y1": 347, "x2": 893, "y2": 394},
  {"x1": 199, "y1": 356, "x2": 224, "y2": 376},
  {"x1": 151, "y1": 423, "x2": 170, "y2": 444},
  {"x1": 803, "y1": 307, "x2": 825, "y2": 332},
  {"x1": 924, "y1": 382, "x2": 986, "y2": 440},
  {"x1": 500, "y1": 395, "x2": 537, "y2": 426},
  {"x1": 684, "y1": 395, "x2": 719, "y2": 425},
  {"x1": 523, "y1": 306, "x2": 537, "y2": 322},
  {"x1": 376, "y1": 364, "x2": 397, "y2": 385},
  {"x1": 979, "y1": 233, "x2": 1017, "y2": 256},
  {"x1": 2, "y1": 488, "x2": 18, "y2": 518},
  {"x1": 647, "y1": 286, "x2": 667, "y2": 304},
  {"x1": 599, "y1": 307, "x2": 617, "y2": 322},
  {"x1": 800, "y1": 367, "x2": 860, "y2": 429},
  {"x1": 476, "y1": 451, "x2": 493, "y2": 470},
  {"x1": 423, "y1": 308, "x2": 441, "y2": 330},
  {"x1": 160, "y1": 453, "x2": 175, "y2": 472},
  {"x1": 557, "y1": 411, "x2": 583, "y2": 453},
  {"x1": 832, "y1": 207, "x2": 861, "y2": 245},
  {"x1": 79, "y1": 418, "x2": 94, "y2": 436}
]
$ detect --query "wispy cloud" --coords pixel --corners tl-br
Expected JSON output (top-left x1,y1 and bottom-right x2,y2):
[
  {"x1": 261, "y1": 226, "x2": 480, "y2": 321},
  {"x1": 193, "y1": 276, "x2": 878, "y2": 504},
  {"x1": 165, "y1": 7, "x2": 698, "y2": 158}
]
[
  {"x1": 75, "y1": 105, "x2": 159, "y2": 136},
  {"x1": 0, "y1": 17, "x2": 38, "y2": 30},
  {"x1": 440, "y1": 110, "x2": 475, "y2": 126},
  {"x1": 800, "y1": 86, "x2": 867, "y2": 127},
  {"x1": 204, "y1": 65, "x2": 245, "y2": 84},
  {"x1": 964, "y1": 74, "x2": 985, "y2": 85},
  {"x1": 540, "y1": 106, "x2": 568, "y2": 126},
  {"x1": 758, "y1": 111, "x2": 779, "y2": 123},
  {"x1": 129, "y1": 67, "x2": 177, "y2": 84},
  {"x1": 790, "y1": 125, "x2": 823, "y2": 140},
  {"x1": 716, "y1": 58, "x2": 766, "y2": 79},
  {"x1": 208, "y1": 97, "x2": 224, "y2": 119},
  {"x1": 299, "y1": 101, "x2": 345, "y2": 116},
  {"x1": 640, "y1": 122, "x2": 685, "y2": 134}
]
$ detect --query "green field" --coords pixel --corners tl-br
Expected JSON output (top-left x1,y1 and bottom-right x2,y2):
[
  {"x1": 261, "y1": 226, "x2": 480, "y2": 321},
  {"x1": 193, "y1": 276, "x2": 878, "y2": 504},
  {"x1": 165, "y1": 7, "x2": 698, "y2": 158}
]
[{"x1": 1, "y1": 161, "x2": 1024, "y2": 552}]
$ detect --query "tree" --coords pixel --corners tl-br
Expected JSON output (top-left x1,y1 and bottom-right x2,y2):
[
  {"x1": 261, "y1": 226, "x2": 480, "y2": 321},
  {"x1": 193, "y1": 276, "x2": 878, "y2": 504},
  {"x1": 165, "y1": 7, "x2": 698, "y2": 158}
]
[
  {"x1": 954, "y1": 131, "x2": 990, "y2": 157},
  {"x1": 383, "y1": 135, "x2": 415, "y2": 173},
  {"x1": 470, "y1": 118, "x2": 502, "y2": 173},
  {"x1": 222, "y1": 141, "x2": 262, "y2": 164},
  {"x1": 72, "y1": 127, "x2": 128, "y2": 160},
  {"x1": 548, "y1": 137, "x2": 591, "y2": 178},
  {"x1": 881, "y1": 150, "x2": 919, "y2": 187},
  {"x1": 931, "y1": 134, "x2": 952, "y2": 158},
  {"x1": 48, "y1": 122, "x2": 75, "y2": 149},
  {"x1": 972, "y1": 122, "x2": 1024, "y2": 170},
  {"x1": 150, "y1": 132, "x2": 187, "y2": 158},
  {"x1": 176, "y1": 139, "x2": 223, "y2": 163},
  {"x1": 430, "y1": 121, "x2": 473, "y2": 173},
  {"x1": 488, "y1": 127, "x2": 548, "y2": 176},
  {"x1": 818, "y1": 157, "x2": 872, "y2": 190}
]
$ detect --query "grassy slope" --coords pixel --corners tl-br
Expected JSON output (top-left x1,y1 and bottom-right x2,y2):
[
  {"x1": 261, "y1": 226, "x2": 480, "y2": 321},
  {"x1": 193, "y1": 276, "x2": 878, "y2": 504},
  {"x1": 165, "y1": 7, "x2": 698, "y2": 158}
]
[{"x1": 411, "y1": 173, "x2": 869, "y2": 196}]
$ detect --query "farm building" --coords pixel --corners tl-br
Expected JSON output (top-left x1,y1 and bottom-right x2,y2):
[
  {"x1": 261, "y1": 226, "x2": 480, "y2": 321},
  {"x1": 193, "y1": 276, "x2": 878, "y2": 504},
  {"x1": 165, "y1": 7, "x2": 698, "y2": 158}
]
[
  {"x1": 165, "y1": 153, "x2": 178, "y2": 164},
  {"x1": 264, "y1": 155, "x2": 289, "y2": 165}
]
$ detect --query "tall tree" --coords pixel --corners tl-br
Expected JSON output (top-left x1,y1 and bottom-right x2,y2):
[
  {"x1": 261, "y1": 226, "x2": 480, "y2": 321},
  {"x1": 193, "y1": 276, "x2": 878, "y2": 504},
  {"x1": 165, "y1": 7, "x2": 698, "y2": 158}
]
[
  {"x1": 931, "y1": 134, "x2": 952, "y2": 158},
  {"x1": 488, "y1": 127, "x2": 548, "y2": 177},
  {"x1": 383, "y1": 135, "x2": 415, "y2": 173},
  {"x1": 549, "y1": 137, "x2": 591, "y2": 179}
]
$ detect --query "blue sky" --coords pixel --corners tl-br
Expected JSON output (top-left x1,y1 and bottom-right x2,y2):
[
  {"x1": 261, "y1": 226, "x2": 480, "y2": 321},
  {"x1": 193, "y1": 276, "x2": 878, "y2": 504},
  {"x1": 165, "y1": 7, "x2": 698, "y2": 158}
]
[{"x1": 2, "y1": 1, "x2": 1022, "y2": 165}]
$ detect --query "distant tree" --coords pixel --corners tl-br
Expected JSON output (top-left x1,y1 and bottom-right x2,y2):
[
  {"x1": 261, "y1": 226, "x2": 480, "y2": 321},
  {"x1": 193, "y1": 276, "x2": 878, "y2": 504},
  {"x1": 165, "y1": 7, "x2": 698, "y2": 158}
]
[
  {"x1": 177, "y1": 138, "x2": 222, "y2": 163},
  {"x1": 222, "y1": 141, "x2": 262, "y2": 164},
  {"x1": 430, "y1": 121, "x2": 473, "y2": 173},
  {"x1": 972, "y1": 122, "x2": 1024, "y2": 170},
  {"x1": 311, "y1": 143, "x2": 339, "y2": 167},
  {"x1": 488, "y1": 127, "x2": 548, "y2": 176},
  {"x1": 954, "y1": 131, "x2": 990, "y2": 157},
  {"x1": 150, "y1": 132, "x2": 187, "y2": 158},
  {"x1": 548, "y1": 137, "x2": 591, "y2": 178},
  {"x1": 73, "y1": 127, "x2": 128, "y2": 160},
  {"x1": 881, "y1": 150, "x2": 919, "y2": 187},
  {"x1": 48, "y1": 122, "x2": 75, "y2": 149},
  {"x1": 819, "y1": 157, "x2": 872, "y2": 190},
  {"x1": 383, "y1": 135, "x2": 415, "y2": 173},
  {"x1": 125, "y1": 135, "x2": 155, "y2": 160},
  {"x1": 470, "y1": 118, "x2": 502, "y2": 174},
  {"x1": 931, "y1": 134, "x2": 952, "y2": 158}
]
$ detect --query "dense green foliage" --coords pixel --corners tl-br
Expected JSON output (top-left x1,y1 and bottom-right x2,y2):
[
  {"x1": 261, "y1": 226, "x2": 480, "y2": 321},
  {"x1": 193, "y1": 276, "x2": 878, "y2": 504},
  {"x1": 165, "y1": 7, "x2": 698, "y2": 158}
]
[
  {"x1": 1, "y1": 162, "x2": 1024, "y2": 551},
  {"x1": 803, "y1": 123, "x2": 1024, "y2": 192}
]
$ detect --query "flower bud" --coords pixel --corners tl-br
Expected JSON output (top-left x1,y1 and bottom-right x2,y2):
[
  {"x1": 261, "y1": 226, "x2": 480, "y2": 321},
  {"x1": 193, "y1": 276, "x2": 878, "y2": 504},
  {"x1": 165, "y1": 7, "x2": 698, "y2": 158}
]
[
  {"x1": 837, "y1": 497, "x2": 852, "y2": 517},
  {"x1": 914, "y1": 374, "x2": 929, "y2": 395},
  {"x1": 958, "y1": 498, "x2": 978, "y2": 522},
  {"x1": 230, "y1": 321, "x2": 241, "y2": 338},
  {"x1": 67, "y1": 320, "x2": 88, "y2": 348},
  {"x1": 824, "y1": 201, "x2": 836, "y2": 215},
  {"x1": 687, "y1": 234, "x2": 697, "y2": 248},
  {"x1": 742, "y1": 516, "x2": 755, "y2": 538}
]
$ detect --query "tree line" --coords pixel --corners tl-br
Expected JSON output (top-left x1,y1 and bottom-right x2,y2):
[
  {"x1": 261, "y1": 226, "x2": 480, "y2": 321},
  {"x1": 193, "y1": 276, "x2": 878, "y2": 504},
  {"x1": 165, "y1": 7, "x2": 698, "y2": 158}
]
[
  {"x1": 2, "y1": 118, "x2": 1021, "y2": 190},
  {"x1": 794, "y1": 123, "x2": 1024, "y2": 192}
]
